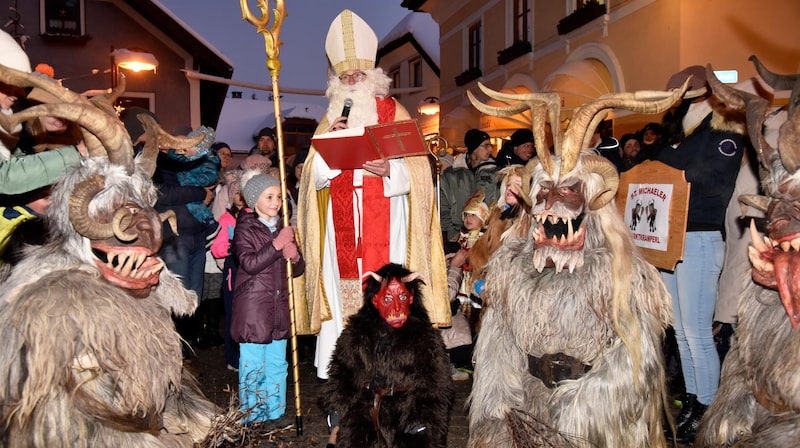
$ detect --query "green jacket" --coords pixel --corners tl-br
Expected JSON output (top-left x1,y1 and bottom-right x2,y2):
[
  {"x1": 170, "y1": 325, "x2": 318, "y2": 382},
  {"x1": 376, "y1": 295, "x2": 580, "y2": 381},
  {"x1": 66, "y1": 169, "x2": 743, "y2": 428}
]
[{"x1": 0, "y1": 146, "x2": 81, "y2": 195}]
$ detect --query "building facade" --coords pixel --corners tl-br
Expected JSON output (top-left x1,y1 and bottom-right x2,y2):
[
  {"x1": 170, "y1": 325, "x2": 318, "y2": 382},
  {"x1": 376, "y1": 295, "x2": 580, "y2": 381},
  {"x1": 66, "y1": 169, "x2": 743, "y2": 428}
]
[
  {"x1": 402, "y1": 0, "x2": 798, "y2": 147},
  {"x1": 6, "y1": 0, "x2": 232, "y2": 133}
]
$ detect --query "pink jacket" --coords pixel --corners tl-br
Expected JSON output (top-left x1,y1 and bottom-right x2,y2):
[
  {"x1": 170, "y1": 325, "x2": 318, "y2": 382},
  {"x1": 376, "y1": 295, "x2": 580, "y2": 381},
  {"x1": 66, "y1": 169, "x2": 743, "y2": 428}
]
[{"x1": 210, "y1": 210, "x2": 237, "y2": 259}]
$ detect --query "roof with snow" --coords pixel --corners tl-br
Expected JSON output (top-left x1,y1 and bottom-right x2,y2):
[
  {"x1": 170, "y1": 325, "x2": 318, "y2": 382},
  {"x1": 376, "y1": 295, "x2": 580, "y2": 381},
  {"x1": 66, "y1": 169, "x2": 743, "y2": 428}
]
[
  {"x1": 377, "y1": 12, "x2": 439, "y2": 75},
  {"x1": 215, "y1": 97, "x2": 326, "y2": 153}
]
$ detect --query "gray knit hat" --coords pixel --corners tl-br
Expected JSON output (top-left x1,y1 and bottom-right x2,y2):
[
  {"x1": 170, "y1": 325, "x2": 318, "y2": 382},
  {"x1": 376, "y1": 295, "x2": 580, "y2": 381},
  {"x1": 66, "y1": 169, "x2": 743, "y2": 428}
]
[{"x1": 241, "y1": 171, "x2": 280, "y2": 208}]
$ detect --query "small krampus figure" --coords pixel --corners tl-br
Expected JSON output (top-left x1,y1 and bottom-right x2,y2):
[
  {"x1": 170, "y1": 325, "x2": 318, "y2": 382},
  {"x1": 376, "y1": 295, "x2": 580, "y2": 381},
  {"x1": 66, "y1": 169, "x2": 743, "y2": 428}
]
[
  {"x1": 321, "y1": 263, "x2": 454, "y2": 447},
  {"x1": 696, "y1": 59, "x2": 800, "y2": 447},
  {"x1": 0, "y1": 65, "x2": 217, "y2": 447},
  {"x1": 464, "y1": 81, "x2": 693, "y2": 447}
]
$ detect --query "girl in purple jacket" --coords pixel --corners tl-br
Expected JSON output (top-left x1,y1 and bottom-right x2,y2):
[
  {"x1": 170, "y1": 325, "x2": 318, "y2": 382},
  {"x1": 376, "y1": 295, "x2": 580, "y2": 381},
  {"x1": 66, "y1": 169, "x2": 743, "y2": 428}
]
[{"x1": 231, "y1": 170, "x2": 304, "y2": 424}]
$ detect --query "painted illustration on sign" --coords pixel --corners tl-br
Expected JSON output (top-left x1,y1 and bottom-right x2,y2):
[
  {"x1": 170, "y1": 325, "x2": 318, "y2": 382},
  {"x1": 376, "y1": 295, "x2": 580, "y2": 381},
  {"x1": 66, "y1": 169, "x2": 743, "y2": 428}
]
[{"x1": 624, "y1": 183, "x2": 672, "y2": 251}]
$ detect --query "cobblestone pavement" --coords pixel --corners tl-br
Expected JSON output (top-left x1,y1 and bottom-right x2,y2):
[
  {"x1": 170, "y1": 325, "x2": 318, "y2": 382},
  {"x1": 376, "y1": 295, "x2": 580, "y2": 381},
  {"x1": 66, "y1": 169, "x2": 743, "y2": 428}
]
[
  {"x1": 191, "y1": 335, "x2": 691, "y2": 447},
  {"x1": 190, "y1": 335, "x2": 471, "y2": 447}
]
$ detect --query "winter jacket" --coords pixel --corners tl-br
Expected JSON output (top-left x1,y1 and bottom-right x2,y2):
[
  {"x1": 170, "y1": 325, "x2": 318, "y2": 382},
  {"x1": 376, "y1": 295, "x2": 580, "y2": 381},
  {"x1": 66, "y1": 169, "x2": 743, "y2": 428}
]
[
  {"x1": 657, "y1": 113, "x2": 746, "y2": 230},
  {"x1": 0, "y1": 146, "x2": 81, "y2": 195},
  {"x1": 230, "y1": 211, "x2": 304, "y2": 344},
  {"x1": 439, "y1": 166, "x2": 477, "y2": 241}
]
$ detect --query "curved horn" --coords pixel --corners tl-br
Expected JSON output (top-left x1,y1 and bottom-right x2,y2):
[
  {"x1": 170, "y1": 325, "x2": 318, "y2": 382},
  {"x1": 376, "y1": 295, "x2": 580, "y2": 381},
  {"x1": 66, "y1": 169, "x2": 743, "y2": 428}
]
[
  {"x1": 400, "y1": 272, "x2": 424, "y2": 283},
  {"x1": 361, "y1": 271, "x2": 383, "y2": 283},
  {"x1": 135, "y1": 114, "x2": 205, "y2": 177},
  {"x1": 582, "y1": 155, "x2": 619, "y2": 210},
  {"x1": 470, "y1": 83, "x2": 561, "y2": 175},
  {"x1": 739, "y1": 194, "x2": 772, "y2": 213},
  {"x1": 111, "y1": 208, "x2": 138, "y2": 242},
  {"x1": 137, "y1": 114, "x2": 161, "y2": 177},
  {"x1": 89, "y1": 73, "x2": 127, "y2": 117},
  {"x1": 562, "y1": 79, "x2": 690, "y2": 174},
  {"x1": 160, "y1": 210, "x2": 179, "y2": 236},
  {"x1": 68, "y1": 175, "x2": 115, "y2": 240},
  {"x1": 706, "y1": 64, "x2": 777, "y2": 172},
  {"x1": 5, "y1": 103, "x2": 134, "y2": 172},
  {"x1": 750, "y1": 55, "x2": 800, "y2": 92},
  {"x1": 777, "y1": 106, "x2": 800, "y2": 174},
  {"x1": 1, "y1": 65, "x2": 91, "y2": 107}
]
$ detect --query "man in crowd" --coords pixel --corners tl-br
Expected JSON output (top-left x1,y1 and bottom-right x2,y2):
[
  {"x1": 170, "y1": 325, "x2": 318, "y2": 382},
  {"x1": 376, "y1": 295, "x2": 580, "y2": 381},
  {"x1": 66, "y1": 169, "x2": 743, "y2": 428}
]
[
  {"x1": 249, "y1": 126, "x2": 278, "y2": 167},
  {"x1": 296, "y1": 9, "x2": 450, "y2": 382}
]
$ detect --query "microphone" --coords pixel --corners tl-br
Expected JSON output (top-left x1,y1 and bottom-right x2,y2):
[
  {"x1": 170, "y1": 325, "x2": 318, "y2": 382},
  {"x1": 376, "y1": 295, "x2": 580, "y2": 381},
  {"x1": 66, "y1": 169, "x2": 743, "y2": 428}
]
[{"x1": 341, "y1": 98, "x2": 353, "y2": 123}]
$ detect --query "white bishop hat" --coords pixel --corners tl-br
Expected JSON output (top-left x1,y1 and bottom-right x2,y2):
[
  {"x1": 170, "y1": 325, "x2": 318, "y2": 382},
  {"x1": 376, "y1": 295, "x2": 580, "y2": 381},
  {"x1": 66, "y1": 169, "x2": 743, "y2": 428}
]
[{"x1": 325, "y1": 9, "x2": 377, "y2": 75}]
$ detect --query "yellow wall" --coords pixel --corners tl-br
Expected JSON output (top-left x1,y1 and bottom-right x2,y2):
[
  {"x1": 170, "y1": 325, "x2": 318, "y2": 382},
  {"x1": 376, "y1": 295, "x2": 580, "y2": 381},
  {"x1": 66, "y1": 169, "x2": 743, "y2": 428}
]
[{"x1": 425, "y1": 0, "x2": 798, "y2": 142}]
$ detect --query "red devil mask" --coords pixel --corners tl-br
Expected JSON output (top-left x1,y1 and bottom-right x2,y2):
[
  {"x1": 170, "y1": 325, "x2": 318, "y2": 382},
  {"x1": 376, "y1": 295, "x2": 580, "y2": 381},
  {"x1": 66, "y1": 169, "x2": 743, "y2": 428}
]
[{"x1": 372, "y1": 278, "x2": 413, "y2": 328}]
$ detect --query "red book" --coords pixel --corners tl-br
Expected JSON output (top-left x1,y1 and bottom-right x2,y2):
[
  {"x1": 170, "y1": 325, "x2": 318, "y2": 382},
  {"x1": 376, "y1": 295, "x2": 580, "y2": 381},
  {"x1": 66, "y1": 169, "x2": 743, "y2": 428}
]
[{"x1": 311, "y1": 119, "x2": 429, "y2": 170}]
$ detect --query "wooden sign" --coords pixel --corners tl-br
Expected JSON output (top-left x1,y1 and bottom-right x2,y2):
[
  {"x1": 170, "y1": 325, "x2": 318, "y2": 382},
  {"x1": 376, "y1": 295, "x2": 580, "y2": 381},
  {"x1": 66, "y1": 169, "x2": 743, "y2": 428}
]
[{"x1": 615, "y1": 160, "x2": 690, "y2": 271}]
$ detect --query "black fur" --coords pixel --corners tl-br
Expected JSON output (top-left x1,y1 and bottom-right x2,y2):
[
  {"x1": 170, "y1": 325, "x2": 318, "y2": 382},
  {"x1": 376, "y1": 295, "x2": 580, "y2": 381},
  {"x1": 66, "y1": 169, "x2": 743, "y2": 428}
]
[{"x1": 321, "y1": 263, "x2": 454, "y2": 447}]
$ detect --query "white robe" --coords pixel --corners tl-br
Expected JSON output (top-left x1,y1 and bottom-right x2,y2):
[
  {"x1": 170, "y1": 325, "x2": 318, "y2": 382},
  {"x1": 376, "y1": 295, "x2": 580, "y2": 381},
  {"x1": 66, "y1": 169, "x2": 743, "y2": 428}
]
[{"x1": 311, "y1": 155, "x2": 410, "y2": 379}]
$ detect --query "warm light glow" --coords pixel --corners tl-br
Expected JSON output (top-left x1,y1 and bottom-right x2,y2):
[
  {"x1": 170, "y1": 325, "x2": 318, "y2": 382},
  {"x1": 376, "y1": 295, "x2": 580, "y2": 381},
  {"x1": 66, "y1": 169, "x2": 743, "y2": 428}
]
[
  {"x1": 112, "y1": 48, "x2": 159, "y2": 74},
  {"x1": 418, "y1": 96, "x2": 440, "y2": 116}
]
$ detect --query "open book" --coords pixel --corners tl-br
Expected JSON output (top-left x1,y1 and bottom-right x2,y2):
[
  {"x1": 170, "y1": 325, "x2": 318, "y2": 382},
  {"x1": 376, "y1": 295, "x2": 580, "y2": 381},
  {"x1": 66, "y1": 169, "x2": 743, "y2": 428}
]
[{"x1": 311, "y1": 119, "x2": 429, "y2": 170}]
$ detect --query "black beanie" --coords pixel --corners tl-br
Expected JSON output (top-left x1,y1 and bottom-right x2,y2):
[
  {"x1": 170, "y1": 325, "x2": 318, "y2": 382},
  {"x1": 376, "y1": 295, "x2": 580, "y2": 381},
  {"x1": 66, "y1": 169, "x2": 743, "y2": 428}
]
[
  {"x1": 464, "y1": 129, "x2": 490, "y2": 155},
  {"x1": 510, "y1": 129, "x2": 534, "y2": 147}
]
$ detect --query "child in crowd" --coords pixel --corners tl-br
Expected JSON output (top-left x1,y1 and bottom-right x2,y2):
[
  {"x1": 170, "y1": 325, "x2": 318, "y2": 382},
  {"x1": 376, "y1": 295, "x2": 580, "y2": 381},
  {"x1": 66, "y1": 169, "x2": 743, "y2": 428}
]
[
  {"x1": 455, "y1": 189, "x2": 489, "y2": 308},
  {"x1": 230, "y1": 170, "x2": 304, "y2": 424},
  {"x1": 210, "y1": 169, "x2": 245, "y2": 372},
  {"x1": 162, "y1": 126, "x2": 221, "y2": 238}
]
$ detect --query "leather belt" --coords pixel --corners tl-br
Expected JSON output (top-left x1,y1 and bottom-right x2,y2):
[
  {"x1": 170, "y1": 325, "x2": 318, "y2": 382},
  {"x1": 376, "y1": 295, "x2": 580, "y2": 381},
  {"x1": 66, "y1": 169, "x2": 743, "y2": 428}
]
[
  {"x1": 528, "y1": 353, "x2": 591, "y2": 388},
  {"x1": 364, "y1": 382, "x2": 412, "y2": 434}
]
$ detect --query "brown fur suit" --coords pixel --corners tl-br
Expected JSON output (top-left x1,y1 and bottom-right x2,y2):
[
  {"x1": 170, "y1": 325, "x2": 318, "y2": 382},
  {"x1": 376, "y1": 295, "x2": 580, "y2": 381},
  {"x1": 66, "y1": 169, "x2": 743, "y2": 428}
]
[
  {"x1": 0, "y1": 65, "x2": 217, "y2": 447},
  {"x1": 695, "y1": 60, "x2": 800, "y2": 447},
  {"x1": 465, "y1": 83, "x2": 683, "y2": 447},
  {"x1": 321, "y1": 263, "x2": 454, "y2": 447}
]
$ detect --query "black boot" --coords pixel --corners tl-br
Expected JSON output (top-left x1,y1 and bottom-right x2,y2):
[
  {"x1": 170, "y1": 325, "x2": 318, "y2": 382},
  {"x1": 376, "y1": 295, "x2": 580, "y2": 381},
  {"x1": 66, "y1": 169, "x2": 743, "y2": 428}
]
[
  {"x1": 665, "y1": 393, "x2": 697, "y2": 440},
  {"x1": 675, "y1": 400, "x2": 707, "y2": 444}
]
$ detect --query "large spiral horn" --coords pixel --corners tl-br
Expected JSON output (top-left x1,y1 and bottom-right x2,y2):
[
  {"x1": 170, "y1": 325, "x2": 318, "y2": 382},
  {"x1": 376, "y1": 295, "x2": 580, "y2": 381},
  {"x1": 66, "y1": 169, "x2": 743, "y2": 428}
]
[
  {"x1": 582, "y1": 155, "x2": 620, "y2": 210},
  {"x1": 561, "y1": 79, "x2": 690, "y2": 175},
  {"x1": 68, "y1": 175, "x2": 115, "y2": 240},
  {"x1": 0, "y1": 65, "x2": 135, "y2": 173},
  {"x1": 468, "y1": 83, "x2": 561, "y2": 175}
]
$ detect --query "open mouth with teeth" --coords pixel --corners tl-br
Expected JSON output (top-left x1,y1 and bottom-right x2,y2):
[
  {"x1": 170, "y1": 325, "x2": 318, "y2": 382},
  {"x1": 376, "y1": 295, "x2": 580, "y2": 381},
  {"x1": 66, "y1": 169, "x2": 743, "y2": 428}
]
[
  {"x1": 748, "y1": 219, "x2": 800, "y2": 329},
  {"x1": 530, "y1": 212, "x2": 587, "y2": 273},
  {"x1": 91, "y1": 244, "x2": 164, "y2": 297},
  {"x1": 532, "y1": 213, "x2": 586, "y2": 250}
]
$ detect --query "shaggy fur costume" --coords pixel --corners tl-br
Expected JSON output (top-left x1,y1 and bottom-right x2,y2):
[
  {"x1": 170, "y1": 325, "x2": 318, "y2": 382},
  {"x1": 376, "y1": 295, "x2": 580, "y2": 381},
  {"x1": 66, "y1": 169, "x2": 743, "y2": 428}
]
[
  {"x1": 695, "y1": 60, "x2": 800, "y2": 447},
  {"x1": 465, "y1": 83, "x2": 683, "y2": 447},
  {"x1": 0, "y1": 158, "x2": 217, "y2": 447},
  {"x1": 468, "y1": 206, "x2": 672, "y2": 447},
  {"x1": 0, "y1": 63, "x2": 217, "y2": 446},
  {"x1": 321, "y1": 263, "x2": 454, "y2": 447}
]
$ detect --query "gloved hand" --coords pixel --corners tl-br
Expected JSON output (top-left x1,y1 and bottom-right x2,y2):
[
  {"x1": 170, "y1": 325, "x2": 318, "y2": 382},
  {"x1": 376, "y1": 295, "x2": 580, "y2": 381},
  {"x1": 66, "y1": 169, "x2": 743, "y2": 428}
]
[
  {"x1": 282, "y1": 241, "x2": 299, "y2": 261},
  {"x1": 272, "y1": 227, "x2": 295, "y2": 250},
  {"x1": 403, "y1": 421, "x2": 426, "y2": 435},
  {"x1": 326, "y1": 410, "x2": 341, "y2": 433}
]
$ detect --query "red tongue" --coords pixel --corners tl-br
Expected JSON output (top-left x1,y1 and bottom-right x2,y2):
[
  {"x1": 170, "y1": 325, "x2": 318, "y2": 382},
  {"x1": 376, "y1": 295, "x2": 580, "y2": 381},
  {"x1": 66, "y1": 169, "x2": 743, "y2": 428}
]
[{"x1": 773, "y1": 251, "x2": 800, "y2": 329}]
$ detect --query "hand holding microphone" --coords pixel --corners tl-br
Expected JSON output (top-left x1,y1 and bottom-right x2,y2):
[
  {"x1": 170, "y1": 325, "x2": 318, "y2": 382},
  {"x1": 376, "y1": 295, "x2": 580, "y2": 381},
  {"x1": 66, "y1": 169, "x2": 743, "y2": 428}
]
[
  {"x1": 329, "y1": 98, "x2": 352, "y2": 132},
  {"x1": 341, "y1": 98, "x2": 352, "y2": 123}
]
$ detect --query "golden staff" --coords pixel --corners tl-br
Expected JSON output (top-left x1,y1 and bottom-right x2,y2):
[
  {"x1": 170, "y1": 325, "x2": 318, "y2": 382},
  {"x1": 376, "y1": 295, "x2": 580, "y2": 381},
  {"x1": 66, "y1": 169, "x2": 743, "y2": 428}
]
[{"x1": 239, "y1": 0, "x2": 303, "y2": 436}]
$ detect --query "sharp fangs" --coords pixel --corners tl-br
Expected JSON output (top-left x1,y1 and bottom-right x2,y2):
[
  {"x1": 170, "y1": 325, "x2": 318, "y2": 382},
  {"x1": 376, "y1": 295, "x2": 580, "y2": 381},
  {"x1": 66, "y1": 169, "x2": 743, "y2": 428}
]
[{"x1": 748, "y1": 246, "x2": 773, "y2": 272}]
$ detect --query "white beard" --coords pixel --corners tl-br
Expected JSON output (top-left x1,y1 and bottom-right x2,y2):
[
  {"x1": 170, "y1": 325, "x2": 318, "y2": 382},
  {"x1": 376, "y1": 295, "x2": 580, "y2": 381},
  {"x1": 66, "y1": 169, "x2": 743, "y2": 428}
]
[{"x1": 325, "y1": 68, "x2": 391, "y2": 128}]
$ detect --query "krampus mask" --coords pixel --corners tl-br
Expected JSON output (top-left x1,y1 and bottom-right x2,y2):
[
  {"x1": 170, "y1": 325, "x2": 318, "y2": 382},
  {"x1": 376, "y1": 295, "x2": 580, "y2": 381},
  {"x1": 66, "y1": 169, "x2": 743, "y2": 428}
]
[
  {"x1": 468, "y1": 79, "x2": 697, "y2": 273},
  {"x1": 363, "y1": 264, "x2": 425, "y2": 329},
  {"x1": 0, "y1": 65, "x2": 202, "y2": 297},
  {"x1": 708, "y1": 57, "x2": 800, "y2": 328}
]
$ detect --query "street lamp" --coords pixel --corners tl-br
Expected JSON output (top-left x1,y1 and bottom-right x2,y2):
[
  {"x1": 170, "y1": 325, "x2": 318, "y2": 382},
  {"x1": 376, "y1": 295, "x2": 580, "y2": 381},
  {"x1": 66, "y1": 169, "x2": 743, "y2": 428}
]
[
  {"x1": 110, "y1": 46, "x2": 158, "y2": 88},
  {"x1": 417, "y1": 96, "x2": 440, "y2": 116}
]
